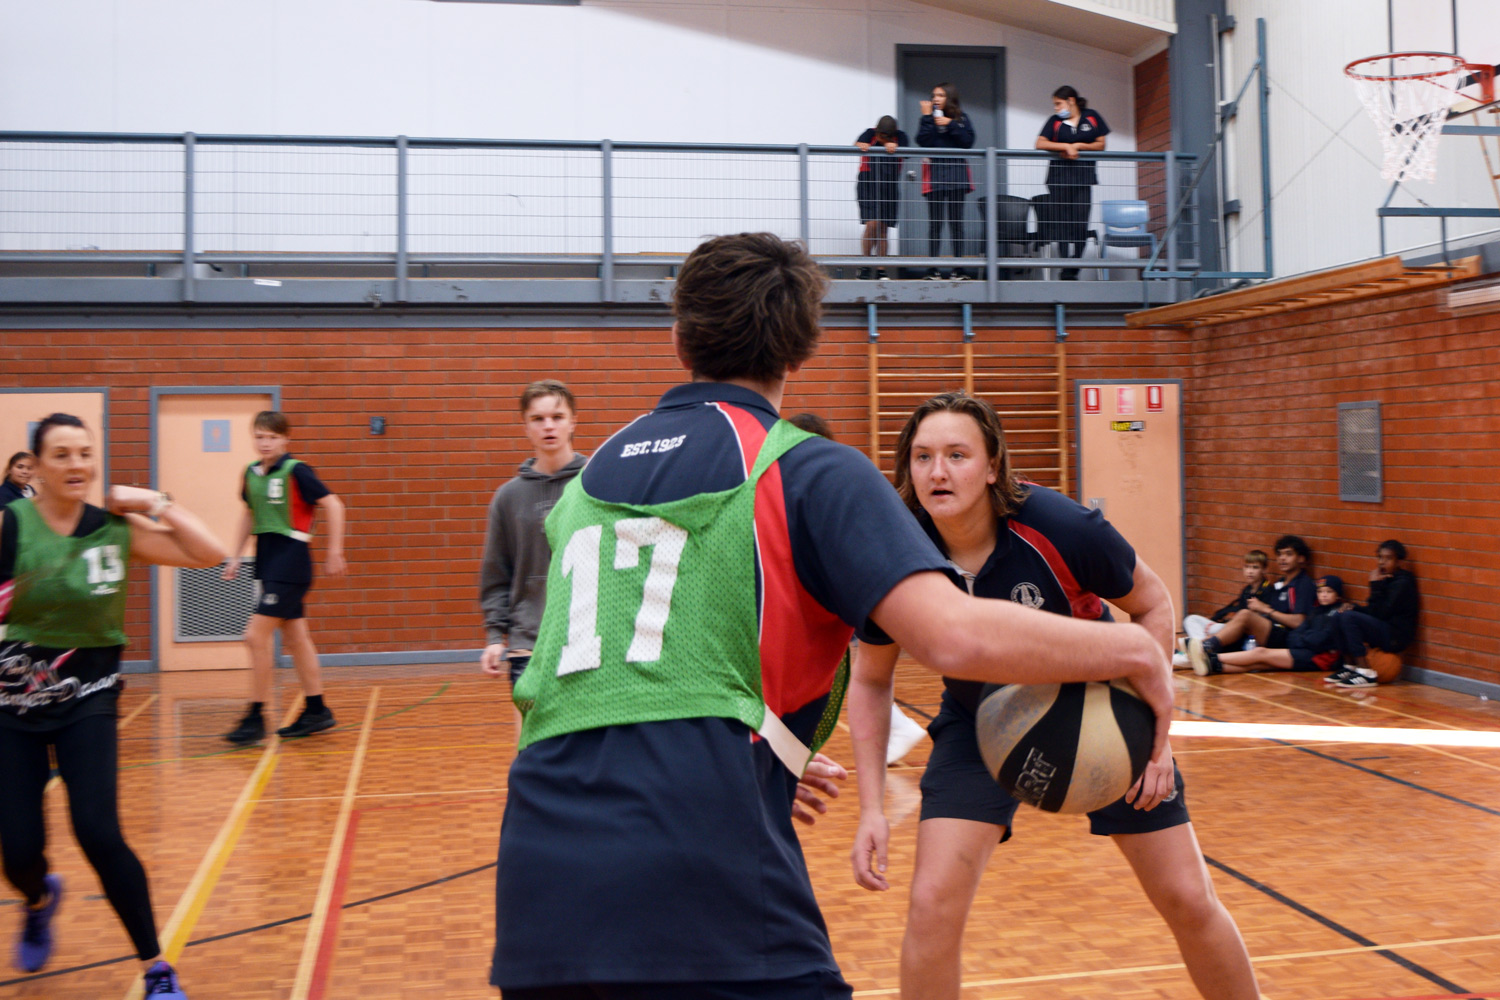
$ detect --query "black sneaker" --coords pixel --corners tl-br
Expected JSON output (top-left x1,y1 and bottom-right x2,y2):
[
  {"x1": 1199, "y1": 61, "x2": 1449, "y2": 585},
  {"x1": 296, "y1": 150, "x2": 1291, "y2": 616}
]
[
  {"x1": 857, "y1": 267, "x2": 874, "y2": 280},
  {"x1": 875, "y1": 267, "x2": 889, "y2": 280},
  {"x1": 1331, "y1": 669, "x2": 1379, "y2": 690},
  {"x1": 277, "y1": 706, "x2": 335, "y2": 739},
  {"x1": 224, "y1": 709, "x2": 266, "y2": 745},
  {"x1": 924, "y1": 268, "x2": 941, "y2": 280},
  {"x1": 1322, "y1": 668, "x2": 1356, "y2": 685}
]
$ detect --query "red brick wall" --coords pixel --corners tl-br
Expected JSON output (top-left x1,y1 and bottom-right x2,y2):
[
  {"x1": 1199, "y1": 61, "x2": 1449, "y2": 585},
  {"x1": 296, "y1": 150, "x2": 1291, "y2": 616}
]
[
  {"x1": 1184, "y1": 288, "x2": 1500, "y2": 687},
  {"x1": 0, "y1": 323, "x2": 1183, "y2": 659},
  {"x1": 1133, "y1": 49, "x2": 1171, "y2": 240}
]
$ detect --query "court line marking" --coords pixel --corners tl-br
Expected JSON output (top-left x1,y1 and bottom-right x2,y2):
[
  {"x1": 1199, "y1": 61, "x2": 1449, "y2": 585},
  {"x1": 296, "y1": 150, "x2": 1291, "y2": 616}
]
[
  {"x1": 1172, "y1": 720, "x2": 1500, "y2": 748},
  {"x1": 263, "y1": 786, "x2": 507, "y2": 804},
  {"x1": 849, "y1": 931, "x2": 1500, "y2": 995},
  {"x1": 291, "y1": 687, "x2": 380, "y2": 1000},
  {"x1": 119, "y1": 693, "x2": 158, "y2": 730},
  {"x1": 120, "y1": 698, "x2": 302, "y2": 1000}
]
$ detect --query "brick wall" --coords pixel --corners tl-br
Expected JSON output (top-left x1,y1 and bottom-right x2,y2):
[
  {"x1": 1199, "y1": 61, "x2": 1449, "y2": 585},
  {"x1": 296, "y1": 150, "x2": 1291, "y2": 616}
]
[
  {"x1": 1133, "y1": 49, "x2": 1171, "y2": 240},
  {"x1": 10, "y1": 296, "x2": 1494, "y2": 690},
  {"x1": 1184, "y1": 288, "x2": 1500, "y2": 687}
]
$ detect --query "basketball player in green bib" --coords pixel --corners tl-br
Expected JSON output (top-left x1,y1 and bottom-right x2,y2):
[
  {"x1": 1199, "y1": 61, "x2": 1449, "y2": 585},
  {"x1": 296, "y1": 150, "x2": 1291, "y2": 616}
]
[
  {"x1": 491, "y1": 234, "x2": 1175, "y2": 998},
  {"x1": 223, "y1": 411, "x2": 347, "y2": 744},
  {"x1": 0, "y1": 413, "x2": 226, "y2": 997}
]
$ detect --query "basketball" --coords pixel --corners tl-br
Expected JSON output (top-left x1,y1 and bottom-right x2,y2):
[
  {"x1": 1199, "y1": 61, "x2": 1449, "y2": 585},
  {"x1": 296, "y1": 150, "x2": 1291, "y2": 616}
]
[
  {"x1": 975, "y1": 681, "x2": 1154, "y2": 814},
  {"x1": 1366, "y1": 649, "x2": 1403, "y2": 683}
]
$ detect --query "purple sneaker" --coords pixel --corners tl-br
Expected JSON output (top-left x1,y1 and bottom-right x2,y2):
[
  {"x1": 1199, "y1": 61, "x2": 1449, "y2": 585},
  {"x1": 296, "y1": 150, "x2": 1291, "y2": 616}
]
[
  {"x1": 143, "y1": 960, "x2": 188, "y2": 998},
  {"x1": 14, "y1": 873, "x2": 61, "y2": 973}
]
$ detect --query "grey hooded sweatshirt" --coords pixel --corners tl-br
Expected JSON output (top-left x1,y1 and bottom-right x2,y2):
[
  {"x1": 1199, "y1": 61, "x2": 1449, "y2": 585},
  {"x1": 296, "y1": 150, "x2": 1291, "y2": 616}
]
[{"x1": 479, "y1": 453, "x2": 587, "y2": 651}]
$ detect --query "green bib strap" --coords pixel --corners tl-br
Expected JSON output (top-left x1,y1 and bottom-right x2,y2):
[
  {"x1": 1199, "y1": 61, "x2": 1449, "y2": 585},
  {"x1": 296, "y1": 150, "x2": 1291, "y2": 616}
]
[{"x1": 516, "y1": 419, "x2": 838, "y2": 774}]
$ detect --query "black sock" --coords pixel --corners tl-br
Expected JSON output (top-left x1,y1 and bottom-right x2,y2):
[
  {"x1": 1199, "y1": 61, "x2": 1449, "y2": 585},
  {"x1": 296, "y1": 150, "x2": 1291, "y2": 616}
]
[
  {"x1": 249, "y1": 702, "x2": 265, "y2": 717},
  {"x1": 306, "y1": 695, "x2": 326, "y2": 713}
]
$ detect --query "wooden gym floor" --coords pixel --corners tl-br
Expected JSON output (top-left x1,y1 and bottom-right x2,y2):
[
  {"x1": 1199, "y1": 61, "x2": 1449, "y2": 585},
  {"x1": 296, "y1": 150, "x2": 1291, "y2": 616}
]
[{"x1": 2, "y1": 659, "x2": 1499, "y2": 999}]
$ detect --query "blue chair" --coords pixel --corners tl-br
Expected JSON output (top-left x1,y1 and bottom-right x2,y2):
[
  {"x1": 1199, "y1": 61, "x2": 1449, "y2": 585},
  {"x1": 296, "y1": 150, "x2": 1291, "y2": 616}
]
[{"x1": 1098, "y1": 200, "x2": 1157, "y2": 278}]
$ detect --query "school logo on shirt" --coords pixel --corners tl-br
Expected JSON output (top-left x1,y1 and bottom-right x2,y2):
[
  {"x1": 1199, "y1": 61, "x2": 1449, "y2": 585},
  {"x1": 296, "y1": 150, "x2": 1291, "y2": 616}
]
[{"x1": 1010, "y1": 582, "x2": 1044, "y2": 608}]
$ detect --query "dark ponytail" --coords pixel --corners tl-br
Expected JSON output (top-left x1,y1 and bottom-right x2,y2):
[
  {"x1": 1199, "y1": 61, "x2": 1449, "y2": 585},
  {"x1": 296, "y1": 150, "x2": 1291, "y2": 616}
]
[
  {"x1": 1052, "y1": 85, "x2": 1087, "y2": 112},
  {"x1": 31, "y1": 413, "x2": 86, "y2": 455}
]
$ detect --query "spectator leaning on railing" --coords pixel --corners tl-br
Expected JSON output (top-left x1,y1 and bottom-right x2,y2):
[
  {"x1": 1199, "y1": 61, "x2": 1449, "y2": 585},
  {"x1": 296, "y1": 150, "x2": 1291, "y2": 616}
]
[
  {"x1": 1035, "y1": 85, "x2": 1110, "y2": 281},
  {"x1": 854, "y1": 116, "x2": 910, "y2": 280}
]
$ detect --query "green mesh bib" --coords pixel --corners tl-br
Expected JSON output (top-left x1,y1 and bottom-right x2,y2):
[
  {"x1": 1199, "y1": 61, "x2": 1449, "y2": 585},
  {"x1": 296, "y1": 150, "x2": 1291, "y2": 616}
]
[
  {"x1": 514, "y1": 419, "x2": 846, "y2": 774},
  {"x1": 245, "y1": 459, "x2": 310, "y2": 540},
  {"x1": 3, "y1": 500, "x2": 131, "y2": 648}
]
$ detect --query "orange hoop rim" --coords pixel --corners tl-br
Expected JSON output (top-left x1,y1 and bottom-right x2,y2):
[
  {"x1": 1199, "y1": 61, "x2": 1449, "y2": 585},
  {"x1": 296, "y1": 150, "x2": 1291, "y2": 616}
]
[{"x1": 1345, "y1": 51, "x2": 1494, "y2": 99}]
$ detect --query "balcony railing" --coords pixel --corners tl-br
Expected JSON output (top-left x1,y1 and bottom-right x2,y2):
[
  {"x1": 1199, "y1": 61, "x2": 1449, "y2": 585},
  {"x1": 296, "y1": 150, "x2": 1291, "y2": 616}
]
[{"x1": 0, "y1": 131, "x2": 1200, "y2": 305}]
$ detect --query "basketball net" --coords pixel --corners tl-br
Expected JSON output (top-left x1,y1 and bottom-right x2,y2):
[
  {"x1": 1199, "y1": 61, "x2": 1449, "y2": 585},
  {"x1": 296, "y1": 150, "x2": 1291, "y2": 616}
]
[{"x1": 1346, "y1": 52, "x2": 1494, "y2": 183}]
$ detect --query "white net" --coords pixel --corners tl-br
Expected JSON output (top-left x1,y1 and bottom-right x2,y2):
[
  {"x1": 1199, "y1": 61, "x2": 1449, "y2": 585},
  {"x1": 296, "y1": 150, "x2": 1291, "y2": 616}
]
[{"x1": 1347, "y1": 53, "x2": 1467, "y2": 183}]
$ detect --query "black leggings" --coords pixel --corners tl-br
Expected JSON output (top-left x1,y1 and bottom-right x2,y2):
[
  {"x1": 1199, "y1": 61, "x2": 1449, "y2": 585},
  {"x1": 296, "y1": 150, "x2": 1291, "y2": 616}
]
[
  {"x1": 0, "y1": 713, "x2": 160, "y2": 961},
  {"x1": 926, "y1": 189, "x2": 966, "y2": 257}
]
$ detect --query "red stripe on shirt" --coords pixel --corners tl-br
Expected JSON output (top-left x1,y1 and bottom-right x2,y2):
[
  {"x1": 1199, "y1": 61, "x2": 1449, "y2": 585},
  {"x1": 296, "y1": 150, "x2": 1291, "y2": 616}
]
[
  {"x1": 716, "y1": 405, "x2": 853, "y2": 717},
  {"x1": 1008, "y1": 520, "x2": 1104, "y2": 620},
  {"x1": 290, "y1": 472, "x2": 317, "y2": 535}
]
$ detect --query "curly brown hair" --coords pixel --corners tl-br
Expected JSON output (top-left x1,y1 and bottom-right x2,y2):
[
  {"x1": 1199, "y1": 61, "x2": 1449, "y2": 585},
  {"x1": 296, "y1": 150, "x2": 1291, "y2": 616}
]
[
  {"x1": 893, "y1": 391, "x2": 1028, "y2": 520},
  {"x1": 672, "y1": 233, "x2": 827, "y2": 383}
]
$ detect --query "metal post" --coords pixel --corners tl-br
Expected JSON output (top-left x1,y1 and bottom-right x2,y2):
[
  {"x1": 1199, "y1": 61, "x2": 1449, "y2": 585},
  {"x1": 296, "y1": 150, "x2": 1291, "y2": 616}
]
[
  {"x1": 867, "y1": 304, "x2": 880, "y2": 467},
  {"x1": 797, "y1": 143, "x2": 810, "y2": 247},
  {"x1": 182, "y1": 132, "x2": 195, "y2": 303},
  {"x1": 961, "y1": 304, "x2": 975, "y2": 396},
  {"x1": 395, "y1": 135, "x2": 409, "y2": 303},
  {"x1": 984, "y1": 146, "x2": 999, "y2": 301},
  {"x1": 1165, "y1": 150, "x2": 1179, "y2": 279},
  {"x1": 1257, "y1": 18, "x2": 1273, "y2": 277},
  {"x1": 1054, "y1": 304, "x2": 1069, "y2": 496},
  {"x1": 602, "y1": 139, "x2": 614, "y2": 303}
]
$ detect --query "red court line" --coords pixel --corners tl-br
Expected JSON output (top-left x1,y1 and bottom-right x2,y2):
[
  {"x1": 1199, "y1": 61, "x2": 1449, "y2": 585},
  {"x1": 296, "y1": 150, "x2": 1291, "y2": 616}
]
[{"x1": 306, "y1": 796, "x2": 504, "y2": 1000}]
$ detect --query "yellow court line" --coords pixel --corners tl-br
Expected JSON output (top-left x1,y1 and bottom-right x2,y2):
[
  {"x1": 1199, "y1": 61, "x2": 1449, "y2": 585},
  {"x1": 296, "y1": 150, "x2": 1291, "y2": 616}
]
[
  {"x1": 290, "y1": 687, "x2": 381, "y2": 1000},
  {"x1": 119, "y1": 693, "x2": 158, "y2": 730},
  {"x1": 121, "y1": 740, "x2": 515, "y2": 768},
  {"x1": 1172, "y1": 720, "x2": 1500, "y2": 748},
  {"x1": 121, "y1": 698, "x2": 302, "y2": 1000},
  {"x1": 851, "y1": 930, "x2": 1500, "y2": 994},
  {"x1": 263, "y1": 786, "x2": 508, "y2": 805}
]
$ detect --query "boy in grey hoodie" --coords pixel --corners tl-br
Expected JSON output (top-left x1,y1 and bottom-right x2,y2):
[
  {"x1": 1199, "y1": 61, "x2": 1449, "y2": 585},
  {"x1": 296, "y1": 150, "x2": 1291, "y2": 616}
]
[{"x1": 480, "y1": 380, "x2": 587, "y2": 726}]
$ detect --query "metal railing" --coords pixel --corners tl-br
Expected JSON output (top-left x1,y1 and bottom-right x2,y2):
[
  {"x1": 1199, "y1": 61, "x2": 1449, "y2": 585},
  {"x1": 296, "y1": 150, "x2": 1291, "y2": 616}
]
[{"x1": 0, "y1": 131, "x2": 1200, "y2": 303}]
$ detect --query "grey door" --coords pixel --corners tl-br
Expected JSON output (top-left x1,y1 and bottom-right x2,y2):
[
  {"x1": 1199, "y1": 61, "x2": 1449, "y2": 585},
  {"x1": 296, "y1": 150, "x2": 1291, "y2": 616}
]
[{"x1": 896, "y1": 46, "x2": 1006, "y2": 258}]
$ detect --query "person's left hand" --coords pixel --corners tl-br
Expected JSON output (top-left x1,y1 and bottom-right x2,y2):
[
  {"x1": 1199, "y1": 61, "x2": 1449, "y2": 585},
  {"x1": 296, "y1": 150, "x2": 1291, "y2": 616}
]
[
  {"x1": 934, "y1": 115, "x2": 951, "y2": 127},
  {"x1": 1247, "y1": 597, "x2": 1270, "y2": 614},
  {"x1": 325, "y1": 551, "x2": 348, "y2": 577},
  {"x1": 1125, "y1": 740, "x2": 1176, "y2": 811},
  {"x1": 1064, "y1": 143, "x2": 1081, "y2": 159},
  {"x1": 884, "y1": 141, "x2": 899, "y2": 154},
  {"x1": 792, "y1": 752, "x2": 847, "y2": 826}
]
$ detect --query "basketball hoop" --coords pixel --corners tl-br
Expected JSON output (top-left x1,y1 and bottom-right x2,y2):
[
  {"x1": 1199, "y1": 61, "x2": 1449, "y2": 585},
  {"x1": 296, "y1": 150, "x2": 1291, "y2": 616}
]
[{"x1": 1345, "y1": 52, "x2": 1495, "y2": 182}]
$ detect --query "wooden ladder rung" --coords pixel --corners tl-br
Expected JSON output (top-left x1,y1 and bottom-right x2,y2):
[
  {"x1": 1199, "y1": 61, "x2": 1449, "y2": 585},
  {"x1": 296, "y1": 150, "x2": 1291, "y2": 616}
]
[{"x1": 874, "y1": 353, "x2": 966, "y2": 359}]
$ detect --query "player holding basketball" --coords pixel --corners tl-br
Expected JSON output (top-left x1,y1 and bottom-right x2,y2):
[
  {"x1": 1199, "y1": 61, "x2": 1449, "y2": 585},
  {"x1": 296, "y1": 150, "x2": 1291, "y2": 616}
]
[
  {"x1": 223, "y1": 411, "x2": 347, "y2": 744},
  {"x1": 490, "y1": 233, "x2": 1174, "y2": 999},
  {"x1": 0, "y1": 413, "x2": 226, "y2": 997},
  {"x1": 847, "y1": 391, "x2": 1258, "y2": 1000}
]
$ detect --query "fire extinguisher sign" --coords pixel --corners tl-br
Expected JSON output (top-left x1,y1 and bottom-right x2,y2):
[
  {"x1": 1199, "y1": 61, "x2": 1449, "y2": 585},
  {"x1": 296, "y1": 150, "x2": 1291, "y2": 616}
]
[
  {"x1": 1147, "y1": 385, "x2": 1164, "y2": 412},
  {"x1": 1083, "y1": 387, "x2": 1101, "y2": 414}
]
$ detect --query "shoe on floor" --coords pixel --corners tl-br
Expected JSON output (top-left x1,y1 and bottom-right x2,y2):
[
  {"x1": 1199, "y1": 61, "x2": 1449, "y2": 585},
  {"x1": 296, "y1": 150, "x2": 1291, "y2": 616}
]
[
  {"x1": 277, "y1": 706, "x2": 335, "y2": 739},
  {"x1": 1187, "y1": 638, "x2": 1221, "y2": 676},
  {"x1": 1323, "y1": 668, "x2": 1356, "y2": 685},
  {"x1": 1171, "y1": 650, "x2": 1190, "y2": 669},
  {"x1": 1331, "y1": 668, "x2": 1379, "y2": 690},
  {"x1": 857, "y1": 267, "x2": 873, "y2": 280},
  {"x1": 886, "y1": 709, "x2": 929, "y2": 765},
  {"x1": 875, "y1": 267, "x2": 889, "y2": 280},
  {"x1": 14, "y1": 873, "x2": 61, "y2": 973},
  {"x1": 143, "y1": 960, "x2": 188, "y2": 998},
  {"x1": 224, "y1": 709, "x2": 266, "y2": 745}
]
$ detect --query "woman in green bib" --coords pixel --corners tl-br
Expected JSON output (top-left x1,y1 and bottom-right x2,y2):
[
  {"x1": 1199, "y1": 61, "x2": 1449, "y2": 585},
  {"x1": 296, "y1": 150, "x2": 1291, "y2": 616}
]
[{"x1": 0, "y1": 413, "x2": 225, "y2": 997}]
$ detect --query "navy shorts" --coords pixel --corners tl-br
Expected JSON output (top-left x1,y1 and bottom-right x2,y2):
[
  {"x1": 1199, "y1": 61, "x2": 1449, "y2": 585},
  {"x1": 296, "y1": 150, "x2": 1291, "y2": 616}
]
[
  {"x1": 918, "y1": 703, "x2": 1190, "y2": 839},
  {"x1": 507, "y1": 655, "x2": 531, "y2": 685},
  {"x1": 255, "y1": 579, "x2": 309, "y2": 620},
  {"x1": 1264, "y1": 623, "x2": 1291, "y2": 649},
  {"x1": 501, "y1": 971, "x2": 851, "y2": 1000}
]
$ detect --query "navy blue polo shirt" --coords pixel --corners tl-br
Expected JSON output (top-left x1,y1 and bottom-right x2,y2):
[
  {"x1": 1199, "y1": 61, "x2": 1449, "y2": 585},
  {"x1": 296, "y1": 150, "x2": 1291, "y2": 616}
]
[
  {"x1": 493, "y1": 382, "x2": 948, "y2": 989},
  {"x1": 871, "y1": 483, "x2": 1136, "y2": 718},
  {"x1": 1040, "y1": 110, "x2": 1111, "y2": 186},
  {"x1": 1268, "y1": 570, "x2": 1315, "y2": 620},
  {"x1": 240, "y1": 454, "x2": 330, "y2": 584}
]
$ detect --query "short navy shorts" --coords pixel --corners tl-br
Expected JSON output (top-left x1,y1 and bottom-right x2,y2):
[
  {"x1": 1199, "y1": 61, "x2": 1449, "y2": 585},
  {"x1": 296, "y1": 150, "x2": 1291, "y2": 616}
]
[
  {"x1": 507, "y1": 655, "x2": 531, "y2": 685},
  {"x1": 501, "y1": 970, "x2": 851, "y2": 1000},
  {"x1": 918, "y1": 702, "x2": 1190, "y2": 839},
  {"x1": 1265, "y1": 622, "x2": 1292, "y2": 648},
  {"x1": 255, "y1": 579, "x2": 309, "y2": 620}
]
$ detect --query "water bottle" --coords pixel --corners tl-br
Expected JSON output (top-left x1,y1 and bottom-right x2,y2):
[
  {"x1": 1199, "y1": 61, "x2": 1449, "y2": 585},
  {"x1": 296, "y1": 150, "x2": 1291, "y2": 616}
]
[{"x1": 1244, "y1": 636, "x2": 1256, "y2": 650}]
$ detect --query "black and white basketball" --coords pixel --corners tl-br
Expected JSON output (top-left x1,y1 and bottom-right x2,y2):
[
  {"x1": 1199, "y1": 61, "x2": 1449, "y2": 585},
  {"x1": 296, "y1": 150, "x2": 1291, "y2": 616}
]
[{"x1": 975, "y1": 681, "x2": 1154, "y2": 814}]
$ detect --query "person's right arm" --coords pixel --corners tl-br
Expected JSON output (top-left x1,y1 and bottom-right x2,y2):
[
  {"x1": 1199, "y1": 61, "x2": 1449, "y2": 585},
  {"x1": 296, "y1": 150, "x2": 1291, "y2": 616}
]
[
  {"x1": 221, "y1": 510, "x2": 254, "y2": 581},
  {"x1": 848, "y1": 640, "x2": 900, "y2": 891},
  {"x1": 478, "y1": 490, "x2": 513, "y2": 676},
  {"x1": 870, "y1": 572, "x2": 1173, "y2": 760}
]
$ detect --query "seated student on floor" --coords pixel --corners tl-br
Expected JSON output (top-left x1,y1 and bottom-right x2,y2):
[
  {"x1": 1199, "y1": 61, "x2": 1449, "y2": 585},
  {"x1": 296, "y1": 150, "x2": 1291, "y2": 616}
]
[
  {"x1": 1195, "y1": 575, "x2": 1351, "y2": 675},
  {"x1": 1183, "y1": 549, "x2": 1272, "y2": 643},
  {"x1": 1325, "y1": 539, "x2": 1420, "y2": 690},
  {"x1": 1189, "y1": 535, "x2": 1313, "y2": 675}
]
